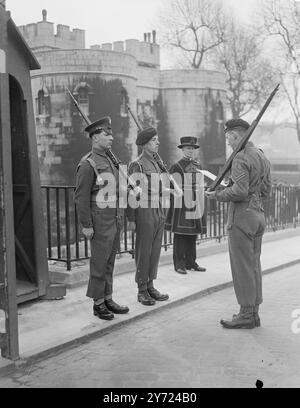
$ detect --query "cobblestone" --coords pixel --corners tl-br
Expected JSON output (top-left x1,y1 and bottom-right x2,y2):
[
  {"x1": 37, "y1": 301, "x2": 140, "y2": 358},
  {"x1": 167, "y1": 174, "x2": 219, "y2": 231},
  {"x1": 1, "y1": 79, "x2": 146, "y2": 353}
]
[{"x1": 1, "y1": 264, "x2": 300, "y2": 388}]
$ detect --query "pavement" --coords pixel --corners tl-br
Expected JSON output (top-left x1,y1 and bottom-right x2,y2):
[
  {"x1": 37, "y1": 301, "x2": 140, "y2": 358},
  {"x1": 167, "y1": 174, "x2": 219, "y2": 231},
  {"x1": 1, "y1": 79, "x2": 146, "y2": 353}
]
[
  {"x1": 0, "y1": 227, "x2": 300, "y2": 374},
  {"x1": 1, "y1": 263, "x2": 299, "y2": 388}
]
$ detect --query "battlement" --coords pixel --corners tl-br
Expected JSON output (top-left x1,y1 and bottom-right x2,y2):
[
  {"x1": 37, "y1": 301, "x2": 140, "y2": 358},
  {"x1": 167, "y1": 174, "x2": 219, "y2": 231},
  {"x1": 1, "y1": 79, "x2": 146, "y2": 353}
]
[
  {"x1": 89, "y1": 31, "x2": 160, "y2": 67},
  {"x1": 18, "y1": 9, "x2": 85, "y2": 51},
  {"x1": 18, "y1": 10, "x2": 159, "y2": 66}
]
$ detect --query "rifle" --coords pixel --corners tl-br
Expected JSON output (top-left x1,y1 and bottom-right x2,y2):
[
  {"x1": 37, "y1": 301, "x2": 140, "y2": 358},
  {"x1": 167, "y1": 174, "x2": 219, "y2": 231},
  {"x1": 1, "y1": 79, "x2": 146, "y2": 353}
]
[
  {"x1": 127, "y1": 105, "x2": 183, "y2": 197},
  {"x1": 209, "y1": 83, "x2": 280, "y2": 191},
  {"x1": 67, "y1": 88, "x2": 138, "y2": 192}
]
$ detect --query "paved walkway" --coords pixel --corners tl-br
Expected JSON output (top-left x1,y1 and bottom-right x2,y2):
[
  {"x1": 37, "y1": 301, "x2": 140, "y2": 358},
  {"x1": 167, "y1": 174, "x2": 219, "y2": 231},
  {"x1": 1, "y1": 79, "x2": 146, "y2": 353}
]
[
  {"x1": 0, "y1": 228, "x2": 299, "y2": 372},
  {"x1": 1, "y1": 263, "x2": 299, "y2": 388}
]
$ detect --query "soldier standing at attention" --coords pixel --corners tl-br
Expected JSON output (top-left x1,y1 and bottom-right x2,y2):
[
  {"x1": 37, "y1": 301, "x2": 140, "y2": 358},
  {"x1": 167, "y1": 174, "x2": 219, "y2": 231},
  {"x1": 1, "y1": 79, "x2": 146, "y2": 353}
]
[
  {"x1": 74, "y1": 116, "x2": 129, "y2": 320},
  {"x1": 206, "y1": 119, "x2": 271, "y2": 329},
  {"x1": 165, "y1": 137, "x2": 206, "y2": 274},
  {"x1": 127, "y1": 127, "x2": 169, "y2": 306}
]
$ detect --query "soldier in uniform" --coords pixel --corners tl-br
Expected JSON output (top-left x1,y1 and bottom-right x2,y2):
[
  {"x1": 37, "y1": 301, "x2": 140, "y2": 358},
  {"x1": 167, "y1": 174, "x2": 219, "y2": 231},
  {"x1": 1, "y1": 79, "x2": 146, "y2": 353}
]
[
  {"x1": 165, "y1": 137, "x2": 207, "y2": 274},
  {"x1": 205, "y1": 119, "x2": 271, "y2": 329},
  {"x1": 127, "y1": 127, "x2": 169, "y2": 306},
  {"x1": 74, "y1": 116, "x2": 129, "y2": 320}
]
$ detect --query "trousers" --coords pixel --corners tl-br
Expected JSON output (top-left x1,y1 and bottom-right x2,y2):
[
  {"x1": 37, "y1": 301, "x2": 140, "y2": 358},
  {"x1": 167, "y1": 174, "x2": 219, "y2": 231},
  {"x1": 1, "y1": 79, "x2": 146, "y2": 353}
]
[
  {"x1": 134, "y1": 206, "x2": 165, "y2": 291},
  {"x1": 227, "y1": 202, "x2": 266, "y2": 307},
  {"x1": 86, "y1": 206, "x2": 120, "y2": 300},
  {"x1": 173, "y1": 234, "x2": 197, "y2": 270}
]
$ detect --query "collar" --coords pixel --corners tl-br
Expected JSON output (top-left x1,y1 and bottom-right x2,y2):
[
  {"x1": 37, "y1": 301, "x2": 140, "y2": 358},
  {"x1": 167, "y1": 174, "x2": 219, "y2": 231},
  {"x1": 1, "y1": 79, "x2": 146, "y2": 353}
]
[
  {"x1": 92, "y1": 146, "x2": 108, "y2": 157},
  {"x1": 142, "y1": 149, "x2": 156, "y2": 161}
]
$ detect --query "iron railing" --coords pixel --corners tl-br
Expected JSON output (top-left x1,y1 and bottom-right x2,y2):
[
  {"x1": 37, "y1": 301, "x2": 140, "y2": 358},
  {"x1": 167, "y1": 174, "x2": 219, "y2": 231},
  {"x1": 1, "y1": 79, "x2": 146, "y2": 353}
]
[{"x1": 41, "y1": 185, "x2": 300, "y2": 270}]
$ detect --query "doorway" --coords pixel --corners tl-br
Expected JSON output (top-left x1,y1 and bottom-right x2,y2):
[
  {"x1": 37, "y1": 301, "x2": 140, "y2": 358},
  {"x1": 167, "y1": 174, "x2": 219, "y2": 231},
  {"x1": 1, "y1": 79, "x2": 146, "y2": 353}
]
[{"x1": 9, "y1": 75, "x2": 38, "y2": 303}]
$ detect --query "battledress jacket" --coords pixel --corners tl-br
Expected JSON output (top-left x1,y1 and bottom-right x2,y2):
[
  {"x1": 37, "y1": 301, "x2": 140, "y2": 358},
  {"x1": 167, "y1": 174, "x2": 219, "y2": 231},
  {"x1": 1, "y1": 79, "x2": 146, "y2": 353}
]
[
  {"x1": 215, "y1": 142, "x2": 272, "y2": 217},
  {"x1": 74, "y1": 147, "x2": 122, "y2": 229}
]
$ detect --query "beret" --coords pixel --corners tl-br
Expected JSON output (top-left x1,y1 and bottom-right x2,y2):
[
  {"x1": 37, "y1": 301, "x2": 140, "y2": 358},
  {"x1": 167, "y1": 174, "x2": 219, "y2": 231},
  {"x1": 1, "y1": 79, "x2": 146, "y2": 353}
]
[
  {"x1": 178, "y1": 136, "x2": 199, "y2": 149},
  {"x1": 136, "y1": 127, "x2": 157, "y2": 146},
  {"x1": 85, "y1": 116, "x2": 112, "y2": 137},
  {"x1": 224, "y1": 118, "x2": 250, "y2": 132}
]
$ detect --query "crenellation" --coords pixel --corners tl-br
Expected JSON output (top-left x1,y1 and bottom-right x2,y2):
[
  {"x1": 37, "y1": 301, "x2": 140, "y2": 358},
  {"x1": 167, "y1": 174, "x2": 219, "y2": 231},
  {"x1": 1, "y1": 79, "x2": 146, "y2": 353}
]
[
  {"x1": 113, "y1": 41, "x2": 124, "y2": 52},
  {"x1": 125, "y1": 39, "x2": 140, "y2": 56},
  {"x1": 21, "y1": 13, "x2": 227, "y2": 184},
  {"x1": 25, "y1": 23, "x2": 38, "y2": 38},
  {"x1": 56, "y1": 24, "x2": 70, "y2": 38},
  {"x1": 102, "y1": 43, "x2": 112, "y2": 51},
  {"x1": 20, "y1": 11, "x2": 85, "y2": 50}
]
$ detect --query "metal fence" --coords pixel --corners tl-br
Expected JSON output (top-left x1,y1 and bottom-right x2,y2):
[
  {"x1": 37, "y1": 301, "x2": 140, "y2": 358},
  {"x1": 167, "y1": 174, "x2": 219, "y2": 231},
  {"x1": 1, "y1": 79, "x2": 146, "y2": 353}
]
[{"x1": 41, "y1": 185, "x2": 300, "y2": 270}]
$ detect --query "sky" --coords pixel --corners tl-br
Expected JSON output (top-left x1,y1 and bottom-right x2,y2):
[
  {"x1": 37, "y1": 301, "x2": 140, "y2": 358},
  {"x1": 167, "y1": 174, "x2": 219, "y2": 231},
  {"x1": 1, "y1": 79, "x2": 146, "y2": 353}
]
[
  {"x1": 5, "y1": 0, "x2": 292, "y2": 122},
  {"x1": 6, "y1": 0, "x2": 258, "y2": 52}
]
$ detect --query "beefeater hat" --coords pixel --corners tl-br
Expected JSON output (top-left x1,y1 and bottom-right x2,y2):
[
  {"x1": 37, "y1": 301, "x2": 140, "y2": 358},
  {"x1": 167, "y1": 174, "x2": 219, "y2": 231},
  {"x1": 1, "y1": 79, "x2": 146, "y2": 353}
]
[{"x1": 177, "y1": 136, "x2": 200, "y2": 149}]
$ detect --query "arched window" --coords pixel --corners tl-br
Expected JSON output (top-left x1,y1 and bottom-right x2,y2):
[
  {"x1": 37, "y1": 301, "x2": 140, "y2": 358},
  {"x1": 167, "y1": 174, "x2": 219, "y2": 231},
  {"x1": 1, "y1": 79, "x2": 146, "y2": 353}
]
[
  {"x1": 120, "y1": 89, "x2": 128, "y2": 117},
  {"x1": 78, "y1": 87, "x2": 89, "y2": 115},
  {"x1": 73, "y1": 82, "x2": 93, "y2": 117},
  {"x1": 216, "y1": 101, "x2": 224, "y2": 124},
  {"x1": 36, "y1": 86, "x2": 50, "y2": 116}
]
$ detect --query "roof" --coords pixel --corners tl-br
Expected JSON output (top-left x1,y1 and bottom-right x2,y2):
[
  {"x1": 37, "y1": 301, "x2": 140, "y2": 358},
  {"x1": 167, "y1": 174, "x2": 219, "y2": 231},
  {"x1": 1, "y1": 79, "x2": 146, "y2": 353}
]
[{"x1": 7, "y1": 11, "x2": 40, "y2": 70}]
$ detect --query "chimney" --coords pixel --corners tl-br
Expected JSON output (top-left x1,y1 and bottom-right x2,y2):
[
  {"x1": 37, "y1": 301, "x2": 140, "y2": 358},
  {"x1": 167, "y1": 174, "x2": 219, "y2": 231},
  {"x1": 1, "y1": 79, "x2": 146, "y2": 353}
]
[
  {"x1": 147, "y1": 32, "x2": 151, "y2": 42},
  {"x1": 144, "y1": 33, "x2": 147, "y2": 42},
  {"x1": 42, "y1": 9, "x2": 47, "y2": 21},
  {"x1": 152, "y1": 30, "x2": 156, "y2": 44}
]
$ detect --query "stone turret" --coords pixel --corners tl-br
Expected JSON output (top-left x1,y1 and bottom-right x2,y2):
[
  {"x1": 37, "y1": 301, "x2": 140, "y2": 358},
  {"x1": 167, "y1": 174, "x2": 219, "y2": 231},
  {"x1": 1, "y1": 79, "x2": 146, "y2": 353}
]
[
  {"x1": 18, "y1": 10, "x2": 85, "y2": 51},
  {"x1": 17, "y1": 12, "x2": 227, "y2": 184}
]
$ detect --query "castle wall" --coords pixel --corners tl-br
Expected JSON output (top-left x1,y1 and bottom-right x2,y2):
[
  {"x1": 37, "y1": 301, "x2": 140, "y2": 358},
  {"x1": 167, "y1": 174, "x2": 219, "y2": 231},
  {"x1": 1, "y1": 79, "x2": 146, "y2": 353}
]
[
  {"x1": 31, "y1": 50, "x2": 138, "y2": 184},
  {"x1": 18, "y1": 18, "x2": 85, "y2": 51},
  {"x1": 19, "y1": 15, "x2": 227, "y2": 185},
  {"x1": 159, "y1": 70, "x2": 227, "y2": 169}
]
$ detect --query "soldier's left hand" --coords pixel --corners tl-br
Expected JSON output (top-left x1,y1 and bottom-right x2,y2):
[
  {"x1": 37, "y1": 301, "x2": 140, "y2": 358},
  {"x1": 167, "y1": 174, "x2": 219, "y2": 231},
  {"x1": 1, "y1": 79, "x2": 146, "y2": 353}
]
[{"x1": 205, "y1": 190, "x2": 217, "y2": 199}]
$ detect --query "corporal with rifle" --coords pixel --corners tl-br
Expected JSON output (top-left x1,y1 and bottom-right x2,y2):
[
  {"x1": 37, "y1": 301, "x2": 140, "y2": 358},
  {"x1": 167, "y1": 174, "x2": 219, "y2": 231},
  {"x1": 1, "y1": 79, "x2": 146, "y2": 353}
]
[
  {"x1": 206, "y1": 118, "x2": 272, "y2": 329},
  {"x1": 205, "y1": 84, "x2": 278, "y2": 329}
]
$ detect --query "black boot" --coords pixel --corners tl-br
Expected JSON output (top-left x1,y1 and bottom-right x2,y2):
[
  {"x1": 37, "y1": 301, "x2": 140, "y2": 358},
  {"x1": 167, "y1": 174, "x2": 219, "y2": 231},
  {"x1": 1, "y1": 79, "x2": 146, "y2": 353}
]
[
  {"x1": 232, "y1": 312, "x2": 260, "y2": 327},
  {"x1": 187, "y1": 263, "x2": 206, "y2": 272},
  {"x1": 175, "y1": 267, "x2": 187, "y2": 274},
  {"x1": 221, "y1": 306, "x2": 255, "y2": 329},
  {"x1": 93, "y1": 303, "x2": 114, "y2": 320},
  {"x1": 254, "y1": 313, "x2": 261, "y2": 327},
  {"x1": 254, "y1": 305, "x2": 261, "y2": 327},
  {"x1": 105, "y1": 299, "x2": 129, "y2": 314},
  {"x1": 148, "y1": 287, "x2": 169, "y2": 301},
  {"x1": 137, "y1": 290, "x2": 156, "y2": 306}
]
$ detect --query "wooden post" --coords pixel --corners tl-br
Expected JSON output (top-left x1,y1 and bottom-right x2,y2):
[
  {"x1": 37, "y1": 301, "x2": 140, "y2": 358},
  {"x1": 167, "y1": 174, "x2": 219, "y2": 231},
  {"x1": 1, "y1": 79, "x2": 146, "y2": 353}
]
[{"x1": 0, "y1": 4, "x2": 19, "y2": 361}]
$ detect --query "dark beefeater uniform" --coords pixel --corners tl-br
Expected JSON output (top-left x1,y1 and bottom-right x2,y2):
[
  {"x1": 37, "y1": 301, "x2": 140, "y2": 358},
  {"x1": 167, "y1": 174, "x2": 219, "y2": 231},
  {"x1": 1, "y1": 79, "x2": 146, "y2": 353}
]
[
  {"x1": 165, "y1": 137, "x2": 206, "y2": 273},
  {"x1": 214, "y1": 118, "x2": 271, "y2": 328}
]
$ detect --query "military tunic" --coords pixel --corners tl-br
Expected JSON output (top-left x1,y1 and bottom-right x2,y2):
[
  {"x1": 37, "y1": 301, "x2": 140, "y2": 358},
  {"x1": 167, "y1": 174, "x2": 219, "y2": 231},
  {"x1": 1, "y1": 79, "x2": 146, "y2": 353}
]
[
  {"x1": 127, "y1": 151, "x2": 166, "y2": 291},
  {"x1": 215, "y1": 141, "x2": 271, "y2": 307},
  {"x1": 165, "y1": 157, "x2": 206, "y2": 270},
  {"x1": 74, "y1": 146, "x2": 122, "y2": 301}
]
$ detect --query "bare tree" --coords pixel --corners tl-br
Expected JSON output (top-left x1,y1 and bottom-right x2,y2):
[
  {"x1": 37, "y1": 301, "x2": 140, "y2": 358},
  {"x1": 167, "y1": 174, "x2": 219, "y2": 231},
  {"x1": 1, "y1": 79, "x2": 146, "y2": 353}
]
[
  {"x1": 216, "y1": 16, "x2": 278, "y2": 117},
  {"x1": 261, "y1": 0, "x2": 300, "y2": 142},
  {"x1": 158, "y1": 0, "x2": 277, "y2": 117},
  {"x1": 159, "y1": 0, "x2": 225, "y2": 69}
]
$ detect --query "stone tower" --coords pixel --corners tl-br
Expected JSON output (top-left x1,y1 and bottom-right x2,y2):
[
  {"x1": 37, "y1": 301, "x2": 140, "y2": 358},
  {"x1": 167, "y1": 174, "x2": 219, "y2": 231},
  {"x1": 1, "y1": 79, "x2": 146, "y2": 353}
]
[{"x1": 19, "y1": 11, "x2": 227, "y2": 185}]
